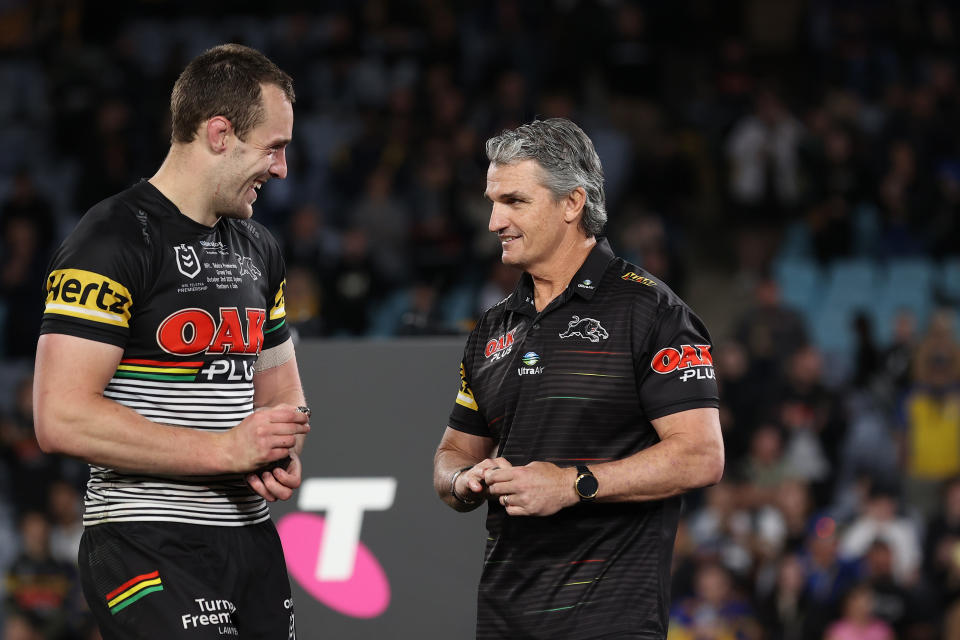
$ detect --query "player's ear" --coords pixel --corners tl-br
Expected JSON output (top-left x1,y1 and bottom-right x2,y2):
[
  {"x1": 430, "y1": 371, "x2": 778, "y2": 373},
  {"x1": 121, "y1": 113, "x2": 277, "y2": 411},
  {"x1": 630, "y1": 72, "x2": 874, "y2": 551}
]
[
  {"x1": 205, "y1": 116, "x2": 232, "y2": 154},
  {"x1": 563, "y1": 186, "x2": 586, "y2": 224}
]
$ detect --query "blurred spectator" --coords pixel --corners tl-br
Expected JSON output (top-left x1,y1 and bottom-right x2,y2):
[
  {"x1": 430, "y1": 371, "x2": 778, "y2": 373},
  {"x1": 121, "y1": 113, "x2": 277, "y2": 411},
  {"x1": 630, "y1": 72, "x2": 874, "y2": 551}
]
[
  {"x1": 0, "y1": 375, "x2": 57, "y2": 516},
  {"x1": 773, "y1": 346, "x2": 843, "y2": 503},
  {"x1": 687, "y1": 482, "x2": 754, "y2": 578},
  {"x1": 0, "y1": 173, "x2": 53, "y2": 360},
  {"x1": 396, "y1": 280, "x2": 450, "y2": 336},
  {"x1": 714, "y1": 341, "x2": 758, "y2": 461},
  {"x1": 876, "y1": 308, "x2": 918, "y2": 404},
  {"x1": 899, "y1": 308, "x2": 960, "y2": 518},
  {"x1": 4, "y1": 511, "x2": 85, "y2": 640},
  {"x1": 824, "y1": 584, "x2": 894, "y2": 640},
  {"x1": 321, "y1": 229, "x2": 381, "y2": 336},
  {"x1": 475, "y1": 260, "x2": 520, "y2": 314},
  {"x1": 737, "y1": 425, "x2": 793, "y2": 509},
  {"x1": 46, "y1": 482, "x2": 82, "y2": 569},
  {"x1": 668, "y1": 560, "x2": 761, "y2": 640},
  {"x1": 800, "y1": 517, "x2": 863, "y2": 637},
  {"x1": 754, "y1": 554, "x2": 811, "y2": 640},
  {"x1": 924, "y1": 476, "x2": 960, "y2": 609},
  {"x1": 862, "y1": 539, "x2": 937, "y2": 639},
  {"x1": 281, "y1": 202, "x2": 342, "y2": 273},
  {"x1": 284, "y1": 265, "x2": 324, "y2": 339},
  {"x1": 839, "y1": 484, "x2": 922, "y2": 586},
  {"x1": 755, "y1": 478, "x2": 814, "y2": 559},
  {"x1": 733, "y1": 276, "x2": 808, "y2": 380},
  {"x1": 348, "y1": 166, "x2": 412, "y2": 285},
  {"x1": 725, "y1": 86, "x2": 804, "y2": 278}
]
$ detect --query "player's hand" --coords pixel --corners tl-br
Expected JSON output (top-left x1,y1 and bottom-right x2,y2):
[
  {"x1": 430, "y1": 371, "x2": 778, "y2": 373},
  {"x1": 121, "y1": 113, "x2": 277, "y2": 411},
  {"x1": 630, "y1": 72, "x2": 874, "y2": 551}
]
[
  {"x1": 455, "y1": 456, "x2": 511, "y2": 502},
  {"x1": 485, "y1": 461, "x2": 577, "y2": 516},
  {"x1": 224, "y1": 404, "x2": 310, "y2": 474},
  {"x1": 246, "y1": 451, "x2": 303, "y2": 502}
]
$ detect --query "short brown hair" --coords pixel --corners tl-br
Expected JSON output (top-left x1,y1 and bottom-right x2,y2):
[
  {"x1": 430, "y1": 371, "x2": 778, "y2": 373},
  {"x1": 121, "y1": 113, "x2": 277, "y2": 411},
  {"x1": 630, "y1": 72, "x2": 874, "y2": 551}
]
[{"x1": 169, "y1": 43, "x2": 295, "y2": 144}]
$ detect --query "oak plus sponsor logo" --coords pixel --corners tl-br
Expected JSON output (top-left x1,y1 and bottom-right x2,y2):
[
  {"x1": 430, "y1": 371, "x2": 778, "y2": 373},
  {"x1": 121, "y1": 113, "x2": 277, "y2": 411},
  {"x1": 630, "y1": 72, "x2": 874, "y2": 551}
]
[
  {"x1": 175, "y1": 244, "x2": 201, "y2": 278},
  {"x1": 650, "y1": 344, "x2": 715, "y2": 382},
  {"x1": 156, "y1": 307, "x2": 265, "y2": 356},
  {"x1": 484, "y1": 329, "x2": 516, "y2": 361},
  {"x1": 621, "y1": 271, "x2": 657, "y2": 286},
  {"x1": 277, "y1": 478, "x2": 395, "y2": 619},
  {"x1": 559, "y1": 315, "x2": 609, "y2": 342},
  {"x1": 44, "y1": 269, "x2": 133, "y2": 328}
]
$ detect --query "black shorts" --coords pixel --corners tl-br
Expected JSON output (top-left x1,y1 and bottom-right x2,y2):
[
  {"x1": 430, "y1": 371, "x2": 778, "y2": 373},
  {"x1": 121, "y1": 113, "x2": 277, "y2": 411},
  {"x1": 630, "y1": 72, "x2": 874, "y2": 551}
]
[{"x1": 78, "y1": 521, "x2": 295, "y2": 639}]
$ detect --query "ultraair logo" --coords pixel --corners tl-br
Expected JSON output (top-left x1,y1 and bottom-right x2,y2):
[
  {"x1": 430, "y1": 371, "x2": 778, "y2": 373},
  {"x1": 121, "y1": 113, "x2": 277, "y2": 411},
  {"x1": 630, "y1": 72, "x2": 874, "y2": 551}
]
[
  {"x1": 650, "y1": 344, "x2": 715, "y2": 382},
  {"x1": 518, "y1": 351, "x2": 544, "y2": 376},
  {"x1": 175, "y1": 244, "x2": 201, "y2": 279},
  {"x1": 277, "y1": 478, "x2": 396, "y2": 619}
]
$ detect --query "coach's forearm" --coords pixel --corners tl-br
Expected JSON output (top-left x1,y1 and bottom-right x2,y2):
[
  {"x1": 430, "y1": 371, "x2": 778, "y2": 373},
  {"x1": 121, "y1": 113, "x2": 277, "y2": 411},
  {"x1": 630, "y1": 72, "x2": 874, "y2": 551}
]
[{"x1": 587, "y1": 409, "x2": 724, "y2": 503}]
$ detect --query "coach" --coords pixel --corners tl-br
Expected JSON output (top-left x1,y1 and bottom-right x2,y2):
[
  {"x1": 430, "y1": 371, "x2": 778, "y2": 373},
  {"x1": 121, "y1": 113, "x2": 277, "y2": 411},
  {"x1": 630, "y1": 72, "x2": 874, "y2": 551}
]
[{"x1": 433, "y1": 118, "x2": 724, "y2": 639}]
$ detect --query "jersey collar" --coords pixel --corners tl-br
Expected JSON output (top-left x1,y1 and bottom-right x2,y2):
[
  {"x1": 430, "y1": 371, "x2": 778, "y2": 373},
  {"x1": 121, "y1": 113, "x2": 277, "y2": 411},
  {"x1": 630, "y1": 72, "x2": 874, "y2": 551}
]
[{"x1": 506, "y1": 237, "x2": 616, "y2": 315}]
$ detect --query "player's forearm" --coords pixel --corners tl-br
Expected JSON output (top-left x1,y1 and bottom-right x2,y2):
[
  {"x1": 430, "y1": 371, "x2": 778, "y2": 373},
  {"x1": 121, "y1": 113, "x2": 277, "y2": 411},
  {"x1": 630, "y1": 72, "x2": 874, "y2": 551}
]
[
  {"x1": 35, "y1": 391, "x2": 234, "y2": 475},
  {"x1": 253, "y1": 357, "x2": 307, "y2": 455},
  {"x1": 590, "y1": 432, "x2": 724, "y2": 503}
]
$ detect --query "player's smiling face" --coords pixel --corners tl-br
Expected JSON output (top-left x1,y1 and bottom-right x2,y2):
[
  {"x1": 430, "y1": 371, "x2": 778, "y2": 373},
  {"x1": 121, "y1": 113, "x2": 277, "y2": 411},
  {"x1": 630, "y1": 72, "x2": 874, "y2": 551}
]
[
  {"x1": 485, "y1": 160, "x2": 569, "y2": 273},
  {"x1": 217, "y1": 83, "x2": 293, "y2": 220}
]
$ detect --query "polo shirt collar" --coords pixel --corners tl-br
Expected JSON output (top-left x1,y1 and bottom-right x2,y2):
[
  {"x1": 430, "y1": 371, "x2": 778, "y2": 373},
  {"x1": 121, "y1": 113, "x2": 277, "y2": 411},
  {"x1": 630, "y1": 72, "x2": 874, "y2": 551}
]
[{"x1": 506, "y1": 237, "x2": 616, "y2": 314}]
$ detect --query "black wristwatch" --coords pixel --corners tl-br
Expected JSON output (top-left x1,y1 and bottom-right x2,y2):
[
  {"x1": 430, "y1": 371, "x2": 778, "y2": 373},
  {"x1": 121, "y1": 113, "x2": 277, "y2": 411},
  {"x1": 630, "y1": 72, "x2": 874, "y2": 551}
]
[{"x1": 574, "y1": 465, "x2": 599, "y2": 502}]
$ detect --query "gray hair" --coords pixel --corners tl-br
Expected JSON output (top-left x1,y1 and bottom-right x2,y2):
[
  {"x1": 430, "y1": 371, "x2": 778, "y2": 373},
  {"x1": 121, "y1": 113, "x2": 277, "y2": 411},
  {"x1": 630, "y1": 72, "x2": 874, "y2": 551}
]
[{"x1": 485, "y1": 118, "x2": 607, "y2": 236}]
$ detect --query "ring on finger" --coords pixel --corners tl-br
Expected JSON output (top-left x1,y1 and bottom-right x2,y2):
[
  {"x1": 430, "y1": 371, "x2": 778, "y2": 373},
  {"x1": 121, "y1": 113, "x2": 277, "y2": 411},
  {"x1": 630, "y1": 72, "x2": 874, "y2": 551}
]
[{"x1": 501, "y1": 495, "x2": 508, "y2": 507}]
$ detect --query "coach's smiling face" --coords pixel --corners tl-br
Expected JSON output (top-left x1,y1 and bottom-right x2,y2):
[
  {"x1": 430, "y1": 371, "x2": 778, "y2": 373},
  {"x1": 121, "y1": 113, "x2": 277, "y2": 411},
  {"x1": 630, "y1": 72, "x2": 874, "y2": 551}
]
[{"x1": 485, "y1": 159, "x2": 585, "y2": 278}]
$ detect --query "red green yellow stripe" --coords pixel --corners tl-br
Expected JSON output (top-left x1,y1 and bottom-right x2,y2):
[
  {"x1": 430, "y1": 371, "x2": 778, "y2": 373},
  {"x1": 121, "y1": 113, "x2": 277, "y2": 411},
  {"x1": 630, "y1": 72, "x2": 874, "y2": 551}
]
[
  {"x1": 106, "y1": 570, "x2": 163, "y2": 614},
  {"x1": 115, "y1": 359, "x2": 201, "y2": 381}
]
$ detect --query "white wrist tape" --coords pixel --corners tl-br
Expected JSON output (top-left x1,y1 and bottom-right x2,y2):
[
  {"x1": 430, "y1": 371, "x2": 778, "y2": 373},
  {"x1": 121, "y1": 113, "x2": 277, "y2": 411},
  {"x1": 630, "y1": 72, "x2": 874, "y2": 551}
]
[{"x1": 254, "y1": 337, "x2": 295, "y2": 372}]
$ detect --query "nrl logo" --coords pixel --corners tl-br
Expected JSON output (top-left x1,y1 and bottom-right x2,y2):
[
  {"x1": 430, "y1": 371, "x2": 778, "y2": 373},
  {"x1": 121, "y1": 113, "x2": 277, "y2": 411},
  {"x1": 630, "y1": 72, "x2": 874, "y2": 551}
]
[
  {"x1": 175, "y1": 244, "x2": 201, "y2": 279},
  {"x1": 235, "y1": 253, "x2": 262, "y2": 281},
  {"x1": 559, "y1": 315, "x2": 609, "y2": 343}
]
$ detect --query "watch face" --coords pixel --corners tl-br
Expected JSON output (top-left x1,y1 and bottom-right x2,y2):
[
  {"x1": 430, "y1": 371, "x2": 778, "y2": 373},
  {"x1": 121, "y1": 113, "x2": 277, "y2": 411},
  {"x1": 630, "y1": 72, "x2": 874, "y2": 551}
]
[{"x1": 576, "y1": 473, "x2": 599, "y2": 499}]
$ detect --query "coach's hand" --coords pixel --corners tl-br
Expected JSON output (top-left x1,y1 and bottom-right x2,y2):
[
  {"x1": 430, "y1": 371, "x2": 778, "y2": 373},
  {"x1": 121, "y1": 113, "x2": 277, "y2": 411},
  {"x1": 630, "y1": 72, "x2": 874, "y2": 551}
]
[
  {"x1": 485, "y1": 461, "x2": 578, "y2": 516},
  {"x1": 456, "y1": 456, "x2": 510, "y2": 503},
  {"x1": 224, "y1": 404, "x2": 310, "y2": 474},
  {"x1": 247, "y1": 451, "x2": 303, "y2": 502}
]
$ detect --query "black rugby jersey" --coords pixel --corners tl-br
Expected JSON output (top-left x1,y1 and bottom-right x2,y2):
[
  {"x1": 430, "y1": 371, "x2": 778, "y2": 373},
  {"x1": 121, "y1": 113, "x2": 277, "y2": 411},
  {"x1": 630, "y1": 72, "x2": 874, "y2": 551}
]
[
  {"x1": 448, "y1": 238, "x2": 718, "y2": 639},
  {"x1": 40, "y1": 181, "x2": 290, "y2": 528}
]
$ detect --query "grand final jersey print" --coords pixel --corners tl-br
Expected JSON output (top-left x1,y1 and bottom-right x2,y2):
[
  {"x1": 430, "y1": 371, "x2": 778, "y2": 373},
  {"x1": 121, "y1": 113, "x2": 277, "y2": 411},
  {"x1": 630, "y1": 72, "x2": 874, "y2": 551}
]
[
  {"x1": 40, "y1": 181, "x2": 290, "y2": 527},
  {"x1": 447, "y1": 239, "x2": 719, "y2": 639}
]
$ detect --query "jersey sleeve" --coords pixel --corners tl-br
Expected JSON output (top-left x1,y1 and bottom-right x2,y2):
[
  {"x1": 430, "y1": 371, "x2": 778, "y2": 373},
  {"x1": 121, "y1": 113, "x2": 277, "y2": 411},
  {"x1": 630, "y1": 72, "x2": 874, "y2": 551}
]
[
  {"x1": 447, "y1": 336, "x2": 490, "y2": 437},
  {"x1": 39, "y1": 208, "x2": 144, "y2": 348},
  {"x1": 261, "y1": 228, "x2": 291, "y2": 350},
  {"x1": 636, "y1": 303, "x2": 719, "y2": 420}
]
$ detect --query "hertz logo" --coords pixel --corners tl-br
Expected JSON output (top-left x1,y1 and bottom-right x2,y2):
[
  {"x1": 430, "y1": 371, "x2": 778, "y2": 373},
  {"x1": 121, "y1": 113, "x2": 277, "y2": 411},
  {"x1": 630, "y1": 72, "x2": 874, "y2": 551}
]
[{"x1": 44, "y1": 269, "x2": 133, "y2": 327}]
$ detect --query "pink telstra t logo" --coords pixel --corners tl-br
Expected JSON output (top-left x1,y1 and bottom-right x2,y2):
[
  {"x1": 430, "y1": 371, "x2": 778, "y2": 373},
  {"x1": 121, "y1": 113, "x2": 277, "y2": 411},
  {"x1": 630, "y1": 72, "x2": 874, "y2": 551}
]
[{"x1": 277, "y1": 478, "x2": 396, "y2": 618}]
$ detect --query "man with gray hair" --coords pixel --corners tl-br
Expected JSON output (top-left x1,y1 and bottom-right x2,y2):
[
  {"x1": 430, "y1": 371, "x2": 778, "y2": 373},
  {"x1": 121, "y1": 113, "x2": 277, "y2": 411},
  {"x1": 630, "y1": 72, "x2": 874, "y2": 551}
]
[{"x1": 434, "y1": 118, "x2": 724, "y2": 638}]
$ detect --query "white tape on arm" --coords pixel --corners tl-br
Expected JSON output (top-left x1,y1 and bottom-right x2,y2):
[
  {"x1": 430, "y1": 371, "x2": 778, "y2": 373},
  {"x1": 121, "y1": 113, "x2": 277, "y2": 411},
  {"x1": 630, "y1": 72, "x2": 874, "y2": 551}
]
[{"x1": 254, "y1": 337, "x2": 295, "y2": 372}]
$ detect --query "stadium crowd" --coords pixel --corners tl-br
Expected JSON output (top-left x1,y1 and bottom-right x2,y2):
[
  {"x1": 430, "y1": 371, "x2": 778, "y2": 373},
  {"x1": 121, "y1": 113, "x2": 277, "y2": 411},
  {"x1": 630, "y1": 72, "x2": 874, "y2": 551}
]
[{"x1": 1, "y1": 1, "x2": 960, "y2": 638}]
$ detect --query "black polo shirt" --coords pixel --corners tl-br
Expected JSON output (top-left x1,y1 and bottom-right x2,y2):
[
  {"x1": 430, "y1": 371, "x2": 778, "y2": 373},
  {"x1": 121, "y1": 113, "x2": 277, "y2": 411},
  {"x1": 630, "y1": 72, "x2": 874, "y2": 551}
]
[{"x1": 448, "y1": 238, "x2": 718, "y2": 639}]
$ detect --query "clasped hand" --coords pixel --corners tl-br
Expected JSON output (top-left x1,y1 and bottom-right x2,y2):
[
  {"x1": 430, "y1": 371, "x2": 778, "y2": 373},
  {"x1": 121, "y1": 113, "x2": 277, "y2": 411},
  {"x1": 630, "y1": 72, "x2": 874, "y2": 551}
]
[
  {"x1": 226, "y1": 404, "x2": 310, "y2": 502},
  {"x1": 457, "y1": 457, "x2": 577, "y2": 516}
]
